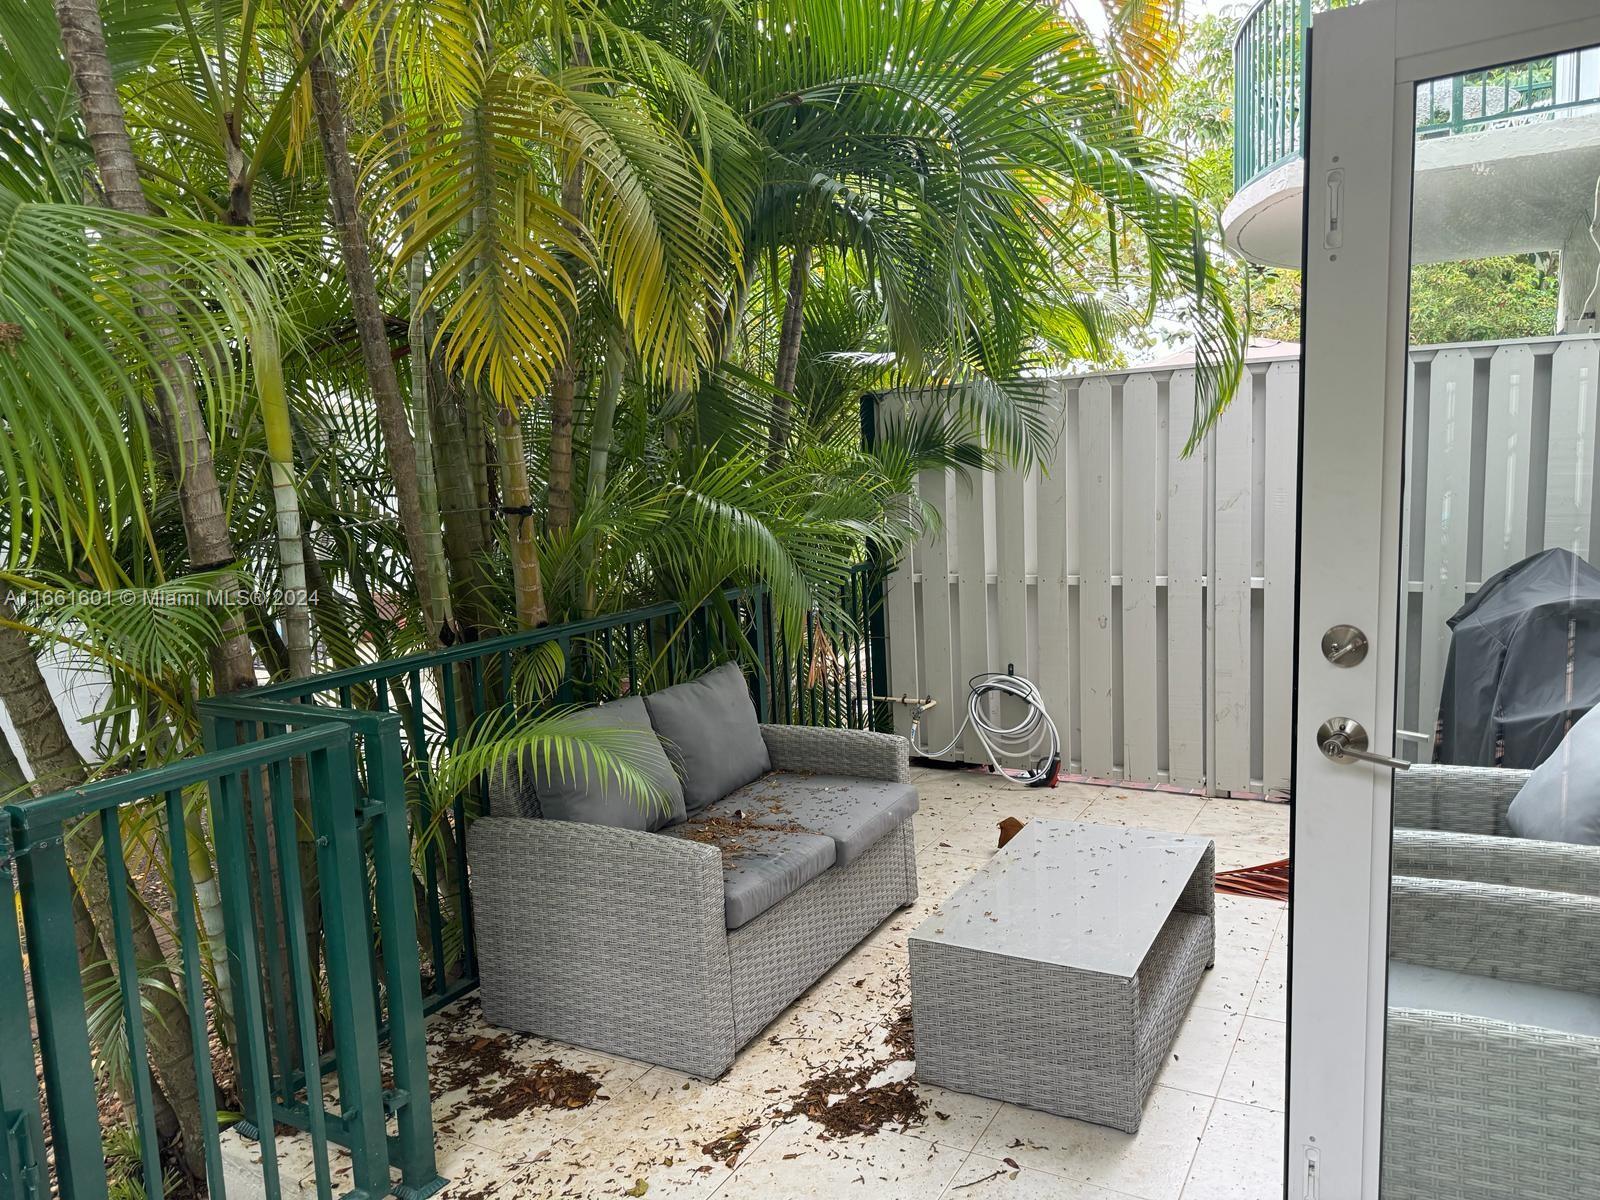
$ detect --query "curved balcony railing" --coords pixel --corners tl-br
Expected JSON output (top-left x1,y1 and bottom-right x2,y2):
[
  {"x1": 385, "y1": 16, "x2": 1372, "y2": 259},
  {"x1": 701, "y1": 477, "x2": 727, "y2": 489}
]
[
  {"x1": 1233, "y1": 1, "x2": 1600, "y2": 193},
  {"x1": 1232, "y1": 0, "x2": 1309, "y2": 195}
]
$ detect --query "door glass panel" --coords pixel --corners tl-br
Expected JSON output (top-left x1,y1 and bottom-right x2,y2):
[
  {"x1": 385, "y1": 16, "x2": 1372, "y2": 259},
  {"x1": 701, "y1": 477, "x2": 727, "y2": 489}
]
[{"x1": 1387, "y1": 44, "x2": 1600, "y2": 1197}]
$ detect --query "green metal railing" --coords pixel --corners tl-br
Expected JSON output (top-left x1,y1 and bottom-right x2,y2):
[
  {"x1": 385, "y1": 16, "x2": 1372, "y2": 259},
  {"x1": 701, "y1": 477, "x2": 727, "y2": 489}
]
[
  {"x1": 1232, "y1": 0, "x2": 1310, "y2": 195},
  {"x1": 1, "y1": 721, "x2": 443, "y2": 1200},
  {"x1": 1235, "y1": 1, "x2": 1600, "y2": 192},
  {"x1": 1414, "y1": 58, "x2": 1599, "y2": 137},
  {"x1": 2, "y1": 576, "x2": 885, "y2": 1200}
]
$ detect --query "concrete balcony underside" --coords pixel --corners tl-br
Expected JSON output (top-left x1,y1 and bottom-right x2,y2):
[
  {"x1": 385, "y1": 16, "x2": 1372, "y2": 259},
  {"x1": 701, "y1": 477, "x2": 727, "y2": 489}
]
[{"x1": 1224, "y1": 110, "x2": 1600, "y2": 271}]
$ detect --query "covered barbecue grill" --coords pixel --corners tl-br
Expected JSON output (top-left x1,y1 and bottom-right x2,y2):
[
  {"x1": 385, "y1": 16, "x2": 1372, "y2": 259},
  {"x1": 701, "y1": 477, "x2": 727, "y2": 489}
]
[{"x1": 1435, "y1": 547, "x2": 1600, "y2": 769}]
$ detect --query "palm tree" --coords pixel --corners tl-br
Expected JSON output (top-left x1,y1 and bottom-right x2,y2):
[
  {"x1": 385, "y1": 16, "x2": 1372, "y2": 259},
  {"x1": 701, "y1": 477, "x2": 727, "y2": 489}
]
[
  {"x1": 50, "y1": 0, "x2": 261, "y2": 695},
  {"x1": 710, "y1": 0, "x2": 1241, "y2": 461}
]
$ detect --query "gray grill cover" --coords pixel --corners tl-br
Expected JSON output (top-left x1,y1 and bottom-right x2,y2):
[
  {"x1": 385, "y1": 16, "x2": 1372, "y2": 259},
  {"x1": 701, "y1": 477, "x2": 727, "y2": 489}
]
[{"x1": 1436, "y1": 548, "x2": 1600, "y2": 769}]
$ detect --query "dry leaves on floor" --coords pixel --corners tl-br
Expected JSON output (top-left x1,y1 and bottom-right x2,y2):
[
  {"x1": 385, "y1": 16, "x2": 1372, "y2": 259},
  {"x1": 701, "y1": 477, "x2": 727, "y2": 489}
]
[{"x1": 430, "y1": 1018, "x2": 606, "y2": 1122}]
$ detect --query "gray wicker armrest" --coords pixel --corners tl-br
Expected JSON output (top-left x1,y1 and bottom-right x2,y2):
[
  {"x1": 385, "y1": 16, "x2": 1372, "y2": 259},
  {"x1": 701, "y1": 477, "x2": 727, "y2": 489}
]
[
  {"x1": 1391, "y1": 764, "x2": 1529, "y2": 836},
  {"x1": 1393, "y1": 828, "x2": 1600, "y2": 898},
  {"x1": 1390, "y1": 875, "x2": 1600, "y2": 994},
  {"x1": 467, "y1": 817, "x2": 739, "y2": 1076},
  {"x1": 759, "y1": 724, "x2": 910, "y2": 783}
]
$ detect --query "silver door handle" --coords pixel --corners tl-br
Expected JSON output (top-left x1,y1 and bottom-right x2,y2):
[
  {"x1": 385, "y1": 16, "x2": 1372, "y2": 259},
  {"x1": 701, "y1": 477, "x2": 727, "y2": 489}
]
[{"x1": 1316, "y1": 717, "x2": 1412, "y2": 771}]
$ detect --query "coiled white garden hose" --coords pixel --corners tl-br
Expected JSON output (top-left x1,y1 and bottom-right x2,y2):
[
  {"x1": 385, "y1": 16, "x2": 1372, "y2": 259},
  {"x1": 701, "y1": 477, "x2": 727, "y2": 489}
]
[{"x1": 898, "y1": 669, "x2": 1062, "y2": 787}]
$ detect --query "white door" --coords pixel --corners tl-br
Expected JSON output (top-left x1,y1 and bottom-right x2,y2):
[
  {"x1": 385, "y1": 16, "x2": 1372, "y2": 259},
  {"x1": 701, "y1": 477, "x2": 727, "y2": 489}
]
[{"x1": 1292, "y1": 2, "x2": 1600, "y2": 1197}]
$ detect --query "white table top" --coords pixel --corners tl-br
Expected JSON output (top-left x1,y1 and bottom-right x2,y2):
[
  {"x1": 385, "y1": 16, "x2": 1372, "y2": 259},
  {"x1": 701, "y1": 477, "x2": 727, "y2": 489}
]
[{"x1": 909, "y1": 820, "x2": 1213, "y2": 978}]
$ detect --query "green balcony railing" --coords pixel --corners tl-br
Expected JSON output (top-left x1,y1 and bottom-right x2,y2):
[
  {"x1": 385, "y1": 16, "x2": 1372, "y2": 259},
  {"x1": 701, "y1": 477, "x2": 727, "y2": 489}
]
[
  {"x1": 1414, "y1": 57, "x2": 1600, "y2": 137},
  {"x1": 1, "y1": 720, "x2": 443, "y2": 1200},
  {"x1": 1232, "y1": 0, "x2": 1310, "y2": 194},
  {"x1": 1235, "y1": 0, "x2": 1600, "y2": 193}
]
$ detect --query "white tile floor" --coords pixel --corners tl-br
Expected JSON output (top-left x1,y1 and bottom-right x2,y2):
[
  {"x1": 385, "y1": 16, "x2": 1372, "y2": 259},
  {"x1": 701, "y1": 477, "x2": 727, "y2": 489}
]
[{"x1": 228, "y1": 769, "x2": 1290, "y2": 1200}]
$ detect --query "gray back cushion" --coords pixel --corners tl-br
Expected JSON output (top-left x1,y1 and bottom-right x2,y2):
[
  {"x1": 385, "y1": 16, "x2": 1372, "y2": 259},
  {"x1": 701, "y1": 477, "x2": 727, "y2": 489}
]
[
  {"x1": 1507, "y1": 704, "x2": 1600, "y2": 845},
  {"x1": 499, "y1": 696, "x2": 686, "y2": 830},
  {"x1": 644, "y1": 662, "x2": 772, "y2": 812}
]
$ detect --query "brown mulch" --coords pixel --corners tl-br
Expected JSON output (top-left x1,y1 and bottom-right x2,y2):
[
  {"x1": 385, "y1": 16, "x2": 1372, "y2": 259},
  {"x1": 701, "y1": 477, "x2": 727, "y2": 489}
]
[
  {"x1": 881, "y1": 1003, "x2": 915, "y2": 1059},
  {"x1": 773, "y1": 1059, "x2": 927, "y2": 1140},
  {"x1": 700, "y1": 1119, "x2": 763, "y2": 1167},
  {"x1": 775, "y1": 1001, "x2": 927, "y2": 1141},
  {"x1": 669, "y1": 797, "x2": 813, "y2": 862},
  {"x1": 429, "y1": 1020, "x2": 605, "y2": 1123}
]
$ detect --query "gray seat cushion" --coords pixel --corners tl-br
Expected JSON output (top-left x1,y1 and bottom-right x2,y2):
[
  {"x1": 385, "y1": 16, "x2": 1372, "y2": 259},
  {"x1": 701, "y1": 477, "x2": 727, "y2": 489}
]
[
  {"x1": 1507, "y1": 703, "x2": 1600, "y2": 844},
  {"x1": 721, "y1": 772, "x2": 919, "y2": 865},
  {"x1": 643, "y1": 662, "x2": 771, "y2": 813},
  {"x1": 665, "y1": 813, "x2": 836, "y2": 929},
  {"x1": 494, "y1": 696, "x2": 686, "y2": 831},
  {"x1": 1389, "y1": 960, "x2": 1600, "y2": 1037}
]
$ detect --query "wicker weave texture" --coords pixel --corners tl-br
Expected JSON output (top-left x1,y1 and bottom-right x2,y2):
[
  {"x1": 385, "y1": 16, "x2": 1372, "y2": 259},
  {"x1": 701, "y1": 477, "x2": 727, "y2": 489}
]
[
  {"x1": 759, "y1": 724, "x2": 911, "y2": 783},
  {"x1": 1392, "y1": 764, "x2": 1528, "y2": 836},
  {"x1": 910, "y1": 843, "x2": 1214, "y2": 1133},
  {"x1": 1393, "y1": 828, "x2": 1600, "y2": 899},
  {"x1": 469, "y1": 817, "x2": 739, "y2": 1076},
  {"x1": 1384, "y1": 1008, "x2": 1600, "y2": 1200},
  {"x1": 1390, "y1": 875, "x2": 1600, "y2": 993},
  {"x1": 728, "y1": 820, "x2": 917, "y2": 1042}
]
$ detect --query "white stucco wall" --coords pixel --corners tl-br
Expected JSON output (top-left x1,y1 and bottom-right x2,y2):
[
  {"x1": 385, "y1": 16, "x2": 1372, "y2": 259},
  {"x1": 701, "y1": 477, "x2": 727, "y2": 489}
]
[{"x1": 0, "y1": 651, "x2": 109, "y2": 777}]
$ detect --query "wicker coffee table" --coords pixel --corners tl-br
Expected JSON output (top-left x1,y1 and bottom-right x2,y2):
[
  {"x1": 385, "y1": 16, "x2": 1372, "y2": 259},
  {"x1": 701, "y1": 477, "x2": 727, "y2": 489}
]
[{"x1": 908, "y1": 820, "x2": 1215, "y2": 1132}]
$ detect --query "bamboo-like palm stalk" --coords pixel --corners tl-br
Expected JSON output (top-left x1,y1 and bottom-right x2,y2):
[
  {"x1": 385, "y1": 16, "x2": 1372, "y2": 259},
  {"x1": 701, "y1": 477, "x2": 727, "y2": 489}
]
[
  {"x1": 768, "y1": 240, "x2": 810, "y2": 466},
  {"x1": 496, "y1": 408, "x2": 548, "y2": 626},
  {"x1": 304, "y1": 27, "x2": 450, "y2": 643},
  {"x1": 545, "y1": 35, "x2": 590, "y2": 539}
]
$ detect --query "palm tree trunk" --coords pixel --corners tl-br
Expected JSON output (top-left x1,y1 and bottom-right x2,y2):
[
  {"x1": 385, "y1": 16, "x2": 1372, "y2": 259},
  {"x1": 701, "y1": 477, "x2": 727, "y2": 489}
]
[
  {"x1": 303, "y1": 30, "x2": 447, "y2": 644},
  {"x1": 254, "y1": 322, "x2": 314, "y2": 678},
  {"x1": 545, "y1": 67, "x2": 587, "y2": 541},
  {"x1": 467, "y1": 385, "x2": 494, "y2": 546},
  {"x1": 496, "y1": 408, "x2": 547, "y2": 627},
  {"x1": 0, "y1": 587, "x2": 208, "y2": 1178},
  {"x1": 432, "y1": 376, "x2": 493, "y2": 636},
  {"x1": 547, "y1": 360, "x2": 579, "y2": 538},
  {"x1": 408, "y1": 259, "x2": 456, "y2": 637},
  {"x1": 581, "y1": 335, "x2": 625, "y2": 618},
  {"x1": 586, "y1": 333, "x2": 625, "y2": 507},
  {"x1": 768, "y1": 241, "x2": 810, "y2": 467},
  {"x1": 52, "y1": 0, "x2": 257, "y2": 696},
  {"x1": 0, "y1": 717, "x2": 24, "y2": 798}
]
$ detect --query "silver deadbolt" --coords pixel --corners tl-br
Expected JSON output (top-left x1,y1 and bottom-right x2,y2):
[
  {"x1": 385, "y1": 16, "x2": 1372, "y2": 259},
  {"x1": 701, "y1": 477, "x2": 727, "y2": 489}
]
[
  {"x1": 1317, "y1": 717, "x2": 1411, "y2": 770},
  {"x1": 1321, "y1": 624, "x2": 1368, "y2": 667}
]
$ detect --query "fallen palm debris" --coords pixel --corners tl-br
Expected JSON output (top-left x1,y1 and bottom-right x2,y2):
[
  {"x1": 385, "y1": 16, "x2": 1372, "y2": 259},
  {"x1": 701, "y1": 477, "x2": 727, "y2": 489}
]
[
  {"x1": 669, "y1": 797, "x2": 813, "y2": 861},
  {"x1": 772, "y1": 1002, "x2": 926, "y2": 1139},
  {"x1": 430, "y1": 1021, "x2": 605, "y2": 1122},
  {"x1": 776, "y1": 1061, "x2": 927, "y2": 1139},
  {"x1": 700, "y1": 1120, "x2": 762, "y2": 1167}
]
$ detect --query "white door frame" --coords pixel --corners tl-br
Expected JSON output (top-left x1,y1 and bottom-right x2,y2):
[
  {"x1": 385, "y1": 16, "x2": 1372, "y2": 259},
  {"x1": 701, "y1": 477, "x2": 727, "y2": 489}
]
[{"x1": 1290, "y1": 3, "x2": 1600, "y2": 1198}]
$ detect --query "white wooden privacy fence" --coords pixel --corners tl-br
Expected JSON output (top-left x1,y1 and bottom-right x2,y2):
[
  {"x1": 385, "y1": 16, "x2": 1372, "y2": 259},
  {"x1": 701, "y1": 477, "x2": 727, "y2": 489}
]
[
  {"x1": 1398, "y1": 336, "x2": 1600, "y2": 755},
  {"x1": 879, "y1": 347, "x2": 1301, "y2": 797},
  {"x1": 880, "y1": 334, "x2": 1600, "y2": 797}
]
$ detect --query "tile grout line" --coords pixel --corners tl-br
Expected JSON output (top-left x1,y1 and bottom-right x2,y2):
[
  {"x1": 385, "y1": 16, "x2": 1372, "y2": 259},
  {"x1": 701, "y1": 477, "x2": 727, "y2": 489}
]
[{"x1": 1174, "y1": 1094, "x2": 1221, "y2": 1200}]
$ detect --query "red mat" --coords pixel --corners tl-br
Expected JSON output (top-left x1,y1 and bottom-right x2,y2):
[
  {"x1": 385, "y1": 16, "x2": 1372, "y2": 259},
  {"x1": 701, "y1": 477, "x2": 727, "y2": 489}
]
[{"x1": 1214, "y1": 858, "x2": 1289, "y2": 901}]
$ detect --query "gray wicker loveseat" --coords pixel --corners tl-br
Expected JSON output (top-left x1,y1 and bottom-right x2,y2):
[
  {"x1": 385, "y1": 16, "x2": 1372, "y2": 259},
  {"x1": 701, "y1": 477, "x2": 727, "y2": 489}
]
[{"x1": 467, "y1": 663, "x2": 919, "y2": 1078}]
